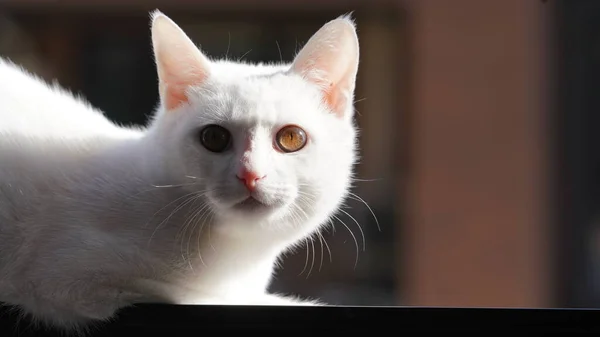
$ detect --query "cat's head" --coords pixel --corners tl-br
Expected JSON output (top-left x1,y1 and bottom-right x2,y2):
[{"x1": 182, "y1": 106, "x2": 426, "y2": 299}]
[{"x1": 146, "y1": 11, "x2": 360, "y2": 241}]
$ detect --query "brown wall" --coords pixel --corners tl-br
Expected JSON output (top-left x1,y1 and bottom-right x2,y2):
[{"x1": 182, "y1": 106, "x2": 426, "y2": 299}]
[{"x1": 401, "y1": 0, "x2": 554, "y2": 307}]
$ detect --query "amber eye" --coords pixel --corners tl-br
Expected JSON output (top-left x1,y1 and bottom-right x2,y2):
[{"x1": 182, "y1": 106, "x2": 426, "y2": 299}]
[
  {"x1": 275, "y1": 125, "x2": 307, "y2": 153},
  {"x1": 199, "y1": 124, "x2": 231, "y2": 153}
]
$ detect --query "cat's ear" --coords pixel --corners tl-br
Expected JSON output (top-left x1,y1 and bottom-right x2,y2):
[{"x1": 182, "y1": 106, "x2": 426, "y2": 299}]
[
  {"x1": 150, "y1": 10, "x2": 211, "y2": 111},
  {"x1": 290, "y1": 15, "x2": 360, "y2": 119}
]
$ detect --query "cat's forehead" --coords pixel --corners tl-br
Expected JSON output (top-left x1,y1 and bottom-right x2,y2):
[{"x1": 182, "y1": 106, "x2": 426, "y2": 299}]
[
  {"x1": 210, "y1": 60, "x2": 290, "y2": 78},
  {"x1": 195, "y1": 68, "x2": 325, "y2": 126}
]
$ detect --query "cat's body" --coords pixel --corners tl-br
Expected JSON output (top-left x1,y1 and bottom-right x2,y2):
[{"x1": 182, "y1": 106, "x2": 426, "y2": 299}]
[
  {"x1": 0, "y1": 10, "x2": 360, "y2": 331},
  {"x1": 0, "y1": 58, "x2": 141, "y2": 141}
]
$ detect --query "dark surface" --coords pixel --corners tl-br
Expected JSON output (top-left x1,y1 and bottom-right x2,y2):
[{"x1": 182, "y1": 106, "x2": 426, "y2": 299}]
[
  {"x1": 556, "y1": 0, "x2": 600, "y2": 308},
  {"x1": 1, "y1": 304, "x2": 600, "y2": 335}
]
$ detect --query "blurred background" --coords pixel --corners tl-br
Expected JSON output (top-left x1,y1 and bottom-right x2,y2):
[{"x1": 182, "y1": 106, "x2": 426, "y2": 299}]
[{"x1": 0, "y1": 0, "x2": 598, "y2": 309}]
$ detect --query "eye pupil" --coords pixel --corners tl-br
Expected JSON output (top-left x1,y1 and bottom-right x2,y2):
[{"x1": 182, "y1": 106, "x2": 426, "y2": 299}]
[
  {"x1": 199, "y1": 125, "x2": 231, "y2": 153},
  {"x1": 276, "y1": 125, "x2": 307, "y2": 153}
]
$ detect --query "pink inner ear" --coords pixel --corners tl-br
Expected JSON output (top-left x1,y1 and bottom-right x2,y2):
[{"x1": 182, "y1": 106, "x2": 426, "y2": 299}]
[
  {"x1": 161, "y1": 75, "x2": 205, "y2": 111},
  {"x1": 152, "y1": 14, "x2": 211, "y2": 111},
  {"x1": 157, "y1": 81, "x2": 186, "y2": 111},
  {"x1": 164, "y1": 84, "x2": 189, "y2": 111},
  {"x1": 158, "y1": 63, "x2": 209, "y2": 111},
  {"x1": 289, "y1": 17, "x2": 359, "y2": 119},
  {"x1": 291, "y1": 33, "x2": 358, "y2": 118},
  {"x1": 293, "y1": 65, "x2": 350, "y2": 118},
  {"x1": 324, "y1": 84, "x2": 346, "y2": 118},
  {"x1": 311, "y1": 70, "x2": 352, "y2": 118}
]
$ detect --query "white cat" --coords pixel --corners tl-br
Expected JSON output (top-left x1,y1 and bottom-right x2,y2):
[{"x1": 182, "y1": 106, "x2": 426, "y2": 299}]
[{"x1": 0, "y1": 10, "x2": 360, "y2": 331}]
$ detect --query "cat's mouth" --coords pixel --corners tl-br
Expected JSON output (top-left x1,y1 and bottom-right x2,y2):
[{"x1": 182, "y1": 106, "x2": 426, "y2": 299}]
[{"x1": 232, "y1": 196, "x2": 271, "y2": 212}]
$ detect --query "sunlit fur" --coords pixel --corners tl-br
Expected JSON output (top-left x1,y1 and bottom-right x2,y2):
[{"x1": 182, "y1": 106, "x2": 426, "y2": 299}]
[{"x1": 0, "y1": 10, "x2": 361, "y2": 332}]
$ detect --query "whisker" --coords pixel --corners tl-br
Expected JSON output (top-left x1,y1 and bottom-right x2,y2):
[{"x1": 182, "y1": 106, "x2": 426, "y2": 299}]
[
  {"x1": 146, "y1": 191, "x2": 199, "y2": 245},
  {"x1": 191, "y1": 206, "x2": 214, "y2": 265},
  {"x1": 151, "y1": 181, "x2": 203, "y2": 188},
  {"x1": 176, "y1": 197, "x2": 205, "y2": 241},
  {"x1": 147, "y1": 189, "x2": 206, "y2": 226},
  {"x1": 199, "y1": 209, "x2": 216, "y2": 263},
  {"x1": 178, "y1": 196, "x2": 206, "y2": 269},
  {"x1": 190, "y1": 202, "x2": 213, "y2": 267},
  {"x1": 321, "y1": 231, "x2": 333, "y2": 264},
  {"x1": 125, "y1": 180, "x2": 203, "y2": 201},
  {"x1": 299, "y1": 238, "x2": 310, "y2": 276},
  {"x1": 275, "y1": 40, "x2": 283, "y2": 63},
  {"x1": 184, "y1": 201, "x2": 212, "y2": 268},
  {"x1": 328, "y1": 218, "x2": 337, "y2": 235},
  {"x1": 350, "y1": 178, "x2": 382, "y2": 182},
  {"x1": 208, "y1": 212, "x2": 217, "y2": 252},
  {"x1": 291, "y1": 194, "x2": 327, "y2": 276},
  {"x1": 332, "y1": 214, "x2": 359, "y2": 269},
  {"x1": 348, "y1": 192, "x2": 381, "y2": 232},
  {"x1": 293, "y1": 196, "x2": 313, "y2": 222},
  {"x1": 306, "y1": 237, "x2": 316, "y2": 279},
  {"x1": 238, "y1": 49, "x2": 252, "y2": 61},
  {"x1": 225, "y1": 32, "x2": 231, "y2": 59},
  {"x1": 147, "y1": 188, "x2": 213, "y2": 246},
  {"x1": 338, "y1": 209, "x2": 366, "y2": 252},
  {"x1": 317, "y1": 232, "x2": 325, "y2": 271}
]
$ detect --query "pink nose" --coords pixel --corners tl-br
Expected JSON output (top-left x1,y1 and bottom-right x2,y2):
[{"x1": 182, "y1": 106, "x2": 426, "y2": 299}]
[{"x1": 237, "y1": 169, "x2": 265, "y2": 191}]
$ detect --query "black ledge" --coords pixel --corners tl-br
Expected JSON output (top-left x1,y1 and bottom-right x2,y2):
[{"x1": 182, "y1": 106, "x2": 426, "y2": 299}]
[{"x1": 1, "y1": 304, "x2": 600, "y2": 335}]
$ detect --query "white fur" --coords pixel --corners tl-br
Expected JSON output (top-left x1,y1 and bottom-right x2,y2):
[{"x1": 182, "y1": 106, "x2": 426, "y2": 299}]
[{"x1": 0, "y1": 10, "x2": 360, "y2": 332}]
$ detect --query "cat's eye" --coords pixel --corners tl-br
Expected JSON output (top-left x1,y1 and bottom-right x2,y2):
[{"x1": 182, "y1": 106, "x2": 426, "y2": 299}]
[
  {"x1": 199, "y1": 124, "x2": 232, "y2": 153},
  {"x1": 275, "y1": 125, "x2": 307, "y2": 153}
]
